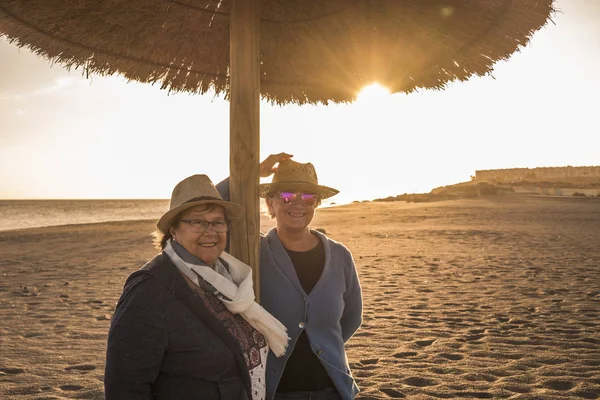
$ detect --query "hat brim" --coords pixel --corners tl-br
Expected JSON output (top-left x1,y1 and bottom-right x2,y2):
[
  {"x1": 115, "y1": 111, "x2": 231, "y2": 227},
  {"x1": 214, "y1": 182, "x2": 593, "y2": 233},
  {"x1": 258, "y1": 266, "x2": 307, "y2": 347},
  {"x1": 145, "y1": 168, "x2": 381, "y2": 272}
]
[
  {"x1": 258, "y1": 181, "x2": 339, "y2": 199},
  {"x1": 157, "y1": 199, "x2": 244, "y2": 234}
]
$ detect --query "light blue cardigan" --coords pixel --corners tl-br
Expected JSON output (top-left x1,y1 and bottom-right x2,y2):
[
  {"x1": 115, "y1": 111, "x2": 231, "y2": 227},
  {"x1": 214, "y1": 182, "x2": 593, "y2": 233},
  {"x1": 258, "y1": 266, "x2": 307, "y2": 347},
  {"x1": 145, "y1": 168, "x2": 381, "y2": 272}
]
[
  {"x1": 260, "y1": 229, "x2": 363, "y2": 400},
  {"x1": 216, "y1": 179, "x2": 363, "y2": 399}
]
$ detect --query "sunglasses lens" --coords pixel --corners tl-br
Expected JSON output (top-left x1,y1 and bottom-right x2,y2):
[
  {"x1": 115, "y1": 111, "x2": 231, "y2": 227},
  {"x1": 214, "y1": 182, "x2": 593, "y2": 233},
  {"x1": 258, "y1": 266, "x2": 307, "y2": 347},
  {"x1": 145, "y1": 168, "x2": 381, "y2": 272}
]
[
  {"x1": 279, "y1": 192, "x2": 318, "y2": 205},
  {"x1": 301, "y1": 193, "x2": 317, "y2": 205},
  {"x1": 279, "y1": 192, "x2": 297, "y2": 204}
]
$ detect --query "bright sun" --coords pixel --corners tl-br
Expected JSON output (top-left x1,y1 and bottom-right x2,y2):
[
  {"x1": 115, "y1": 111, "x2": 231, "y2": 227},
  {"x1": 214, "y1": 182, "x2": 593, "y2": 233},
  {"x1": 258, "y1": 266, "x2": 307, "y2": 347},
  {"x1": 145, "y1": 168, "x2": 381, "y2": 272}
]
[{"x1": 356, "y1": 83, "x2": 391, "y2": 103}]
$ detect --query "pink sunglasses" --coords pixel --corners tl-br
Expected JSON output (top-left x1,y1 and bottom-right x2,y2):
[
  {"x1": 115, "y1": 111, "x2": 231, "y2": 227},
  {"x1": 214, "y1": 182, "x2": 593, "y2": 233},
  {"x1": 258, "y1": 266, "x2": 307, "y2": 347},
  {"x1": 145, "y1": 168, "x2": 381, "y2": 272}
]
[{"x1": 279, "y1": 191, "x2": 318, "y2": 206}]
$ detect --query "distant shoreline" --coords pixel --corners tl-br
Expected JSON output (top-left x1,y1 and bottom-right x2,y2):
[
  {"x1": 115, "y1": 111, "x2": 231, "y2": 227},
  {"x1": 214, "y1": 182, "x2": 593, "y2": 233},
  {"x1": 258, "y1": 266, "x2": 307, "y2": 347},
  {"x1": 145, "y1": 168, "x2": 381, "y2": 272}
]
[
  {"x1": 0, "y1": 218, "x2": 159, "y2": 235},
  {"x1": 372, "y1": 180, "x2": 600, "y2": 204}
]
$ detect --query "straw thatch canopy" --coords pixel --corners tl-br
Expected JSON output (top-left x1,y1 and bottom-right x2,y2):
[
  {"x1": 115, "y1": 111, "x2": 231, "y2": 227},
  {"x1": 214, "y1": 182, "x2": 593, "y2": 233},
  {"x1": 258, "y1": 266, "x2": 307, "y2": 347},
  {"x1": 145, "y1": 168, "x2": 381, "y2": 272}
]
[{"x1": 0, "y1": 0, "x2": 555, "y2": 104}]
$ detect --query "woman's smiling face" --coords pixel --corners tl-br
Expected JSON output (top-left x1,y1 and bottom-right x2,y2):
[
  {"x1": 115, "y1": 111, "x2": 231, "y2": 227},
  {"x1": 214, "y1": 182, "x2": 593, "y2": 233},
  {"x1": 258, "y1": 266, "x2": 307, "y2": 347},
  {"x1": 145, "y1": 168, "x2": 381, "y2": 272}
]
[
  {"x1": 267, "y1": 191, "x2": 318, "y2": 233},
  {"x1": 170, "y1": 204, "x2": 227, "y2": 266}
]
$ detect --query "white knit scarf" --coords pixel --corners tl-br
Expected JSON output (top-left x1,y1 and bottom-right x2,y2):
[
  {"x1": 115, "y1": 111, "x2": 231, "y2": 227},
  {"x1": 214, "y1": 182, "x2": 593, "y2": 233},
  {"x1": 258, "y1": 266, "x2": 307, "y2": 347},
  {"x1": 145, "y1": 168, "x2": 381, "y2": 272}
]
[{"x1": 164, "y1": 240, "x2": 289, "y2": 357}]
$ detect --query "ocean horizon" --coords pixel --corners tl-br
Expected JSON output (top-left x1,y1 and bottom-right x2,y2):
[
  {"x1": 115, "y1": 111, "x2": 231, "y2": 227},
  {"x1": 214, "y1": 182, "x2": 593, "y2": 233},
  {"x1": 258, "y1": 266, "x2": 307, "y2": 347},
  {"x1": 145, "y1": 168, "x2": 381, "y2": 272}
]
[
  {"x1": 0, "y1": 199, "x2": 347, "y2": 232},
  {"x1": 0, "y1": 199, "x2": 170, "y2": 232}
]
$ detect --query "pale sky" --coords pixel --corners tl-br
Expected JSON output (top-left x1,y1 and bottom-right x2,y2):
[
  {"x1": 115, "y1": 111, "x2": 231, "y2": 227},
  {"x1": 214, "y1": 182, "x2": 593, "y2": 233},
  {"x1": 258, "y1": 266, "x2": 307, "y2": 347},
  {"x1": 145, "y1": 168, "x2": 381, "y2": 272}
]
[{"x1": 1, "y1": 0, "x2": 599, "y2": 204}]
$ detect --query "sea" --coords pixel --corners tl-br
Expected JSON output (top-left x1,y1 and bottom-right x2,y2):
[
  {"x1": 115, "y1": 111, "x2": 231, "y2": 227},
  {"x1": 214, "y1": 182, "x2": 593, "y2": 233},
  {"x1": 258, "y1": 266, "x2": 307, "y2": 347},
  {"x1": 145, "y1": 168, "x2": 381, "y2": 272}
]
[{"x1": 0, "y1": 200, "x2": 170, "y2": 232}]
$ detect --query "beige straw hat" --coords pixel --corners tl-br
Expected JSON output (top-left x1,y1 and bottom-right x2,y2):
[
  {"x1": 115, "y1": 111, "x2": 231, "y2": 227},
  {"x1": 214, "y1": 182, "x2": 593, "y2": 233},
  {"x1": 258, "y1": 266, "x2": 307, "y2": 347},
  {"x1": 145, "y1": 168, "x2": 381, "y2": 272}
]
[
  {"x1": 157, "y1": 174, "x2": 243, "y2": 233},
  {"x1": 258, "y1": 160, "x2": 339, "y2": 199}
]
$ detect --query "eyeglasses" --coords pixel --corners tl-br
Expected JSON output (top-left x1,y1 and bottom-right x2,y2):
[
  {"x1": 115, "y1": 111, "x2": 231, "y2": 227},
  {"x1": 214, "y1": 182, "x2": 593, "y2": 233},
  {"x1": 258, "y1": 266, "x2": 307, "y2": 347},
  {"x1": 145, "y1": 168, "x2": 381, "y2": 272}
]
[
  {"x1": 278, "y1": 191, "x2": 318, "y2": 206},
  {"x1": 178, "y1": 219, "x2": 230, "y2": 233}
]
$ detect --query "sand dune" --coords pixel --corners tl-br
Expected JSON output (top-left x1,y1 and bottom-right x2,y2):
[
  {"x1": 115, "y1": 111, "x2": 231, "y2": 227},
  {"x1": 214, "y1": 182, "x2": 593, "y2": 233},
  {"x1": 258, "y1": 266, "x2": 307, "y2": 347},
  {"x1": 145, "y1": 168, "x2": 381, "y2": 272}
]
[{"x1": 1, "y1": 195, "x2": 599, "y2": 399}]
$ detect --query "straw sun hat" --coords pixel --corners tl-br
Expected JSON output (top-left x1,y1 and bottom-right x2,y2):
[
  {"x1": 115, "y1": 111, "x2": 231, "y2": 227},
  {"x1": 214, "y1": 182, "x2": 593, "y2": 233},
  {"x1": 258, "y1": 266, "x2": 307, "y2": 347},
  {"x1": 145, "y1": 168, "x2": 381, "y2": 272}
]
[
  {"x1": 259, "y1": 160, "x2": 339, "y2": 200},
  {"x1": 157, "y1": 174, "x2": 243, "y2": 234}
]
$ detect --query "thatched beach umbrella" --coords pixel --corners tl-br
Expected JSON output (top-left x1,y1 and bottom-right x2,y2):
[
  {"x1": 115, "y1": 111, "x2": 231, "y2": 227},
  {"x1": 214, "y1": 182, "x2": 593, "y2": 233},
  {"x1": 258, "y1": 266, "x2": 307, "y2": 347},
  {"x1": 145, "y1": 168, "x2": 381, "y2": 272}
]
[{"x1": 0, "y1": 0, "x2": 555, "y2": 298}]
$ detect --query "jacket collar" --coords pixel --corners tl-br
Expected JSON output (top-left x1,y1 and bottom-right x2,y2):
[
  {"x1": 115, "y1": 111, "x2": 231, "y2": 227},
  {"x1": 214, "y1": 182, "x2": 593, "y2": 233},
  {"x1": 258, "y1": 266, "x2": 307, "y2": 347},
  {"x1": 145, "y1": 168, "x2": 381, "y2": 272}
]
[{"x1": 265, "y1": 228, "x2": 332, "y2": 297}]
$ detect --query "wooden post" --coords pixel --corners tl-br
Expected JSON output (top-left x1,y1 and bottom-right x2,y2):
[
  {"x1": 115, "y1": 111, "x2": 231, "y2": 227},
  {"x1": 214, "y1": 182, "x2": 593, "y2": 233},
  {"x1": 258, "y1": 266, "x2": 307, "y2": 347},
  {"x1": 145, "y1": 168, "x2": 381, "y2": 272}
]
[{"x1": 229, "y1": 0, "x2": 261, "y2": 300}]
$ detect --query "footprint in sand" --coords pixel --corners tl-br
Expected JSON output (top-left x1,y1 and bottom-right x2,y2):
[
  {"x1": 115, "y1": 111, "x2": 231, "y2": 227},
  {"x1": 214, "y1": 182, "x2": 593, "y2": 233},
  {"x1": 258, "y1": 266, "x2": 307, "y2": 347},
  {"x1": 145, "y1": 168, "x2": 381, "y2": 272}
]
[
  {"x1": 439, "y1": 353, "x2": 464, "y2": 361},
  {"x1": 59, "y1": 384, "x2": 84, "y2": 391},
  {"x1": 415, "y1": 339, "x2": 436, "y2": 347},
  {"x1": 581, "y1": 337, "x2": 600, "y2": 344},
  {"x1": 542, "y1": 379, "x2": 575, "y2": 391},
  {"x1": 22, "y1": 332, "x2": 46, "y2": 338},
  {"x1": 379, "y1": 388, "x2": 406, "y2": 398},
  {"x1": 359, "y1": 358, "x2": 379, "y2": 365},
  {"x1": 501, "y1": 383, "x2": 532, "y2": 394},
  {"x1": 353, "y1": 331, "x2": 376, "y2": 337},
  {"x1": 375, "y1": 315, "x2": 396, "y2": 320},
  {"x1": 416, "y1": 288, "x2": 434, "y2": 293},
  {"x1": 65, "y1": 364, "x2": 97, "y2": 372},
  {"x1": 403, "y1": 376, "x2": 438, "y2": 387},
  {"x1": 0, "y1": 367, "x2": 25, "y2": 375},
  {"x1": 534, "y1": 356, "x2": 569, "y2": 365},
  {"x1": 464, "y1": 332, "x2": 486, "y2": 341},
  {"x1": 455, "y1": 391, "x2": 493, "y2": 398},
  {"x1": 392, "y1": 351, "x2": 417, "y2": 359}
]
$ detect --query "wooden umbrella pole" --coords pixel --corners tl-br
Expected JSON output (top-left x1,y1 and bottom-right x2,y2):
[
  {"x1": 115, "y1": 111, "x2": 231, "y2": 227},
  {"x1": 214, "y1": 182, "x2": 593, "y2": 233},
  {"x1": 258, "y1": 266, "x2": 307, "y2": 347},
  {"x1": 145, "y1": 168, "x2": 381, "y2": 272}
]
[{"x1": 229, "y1": 0, "x2": 261, "y2": 300}]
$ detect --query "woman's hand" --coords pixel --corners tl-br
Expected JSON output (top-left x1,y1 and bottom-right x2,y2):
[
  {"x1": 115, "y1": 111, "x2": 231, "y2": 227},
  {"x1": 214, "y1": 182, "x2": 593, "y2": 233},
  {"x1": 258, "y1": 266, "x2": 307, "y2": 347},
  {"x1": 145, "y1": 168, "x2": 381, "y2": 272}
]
[{"x1": 260, "y1": 153, "x2": 293, "y2": 177}]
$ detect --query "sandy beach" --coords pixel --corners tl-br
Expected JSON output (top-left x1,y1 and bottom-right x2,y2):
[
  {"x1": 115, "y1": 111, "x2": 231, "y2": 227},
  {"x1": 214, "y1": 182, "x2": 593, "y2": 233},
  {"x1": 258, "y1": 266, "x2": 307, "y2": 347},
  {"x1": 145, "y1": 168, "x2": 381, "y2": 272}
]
[{"x1": 1, "y1": 194, "x2": 599, "y2": 399}]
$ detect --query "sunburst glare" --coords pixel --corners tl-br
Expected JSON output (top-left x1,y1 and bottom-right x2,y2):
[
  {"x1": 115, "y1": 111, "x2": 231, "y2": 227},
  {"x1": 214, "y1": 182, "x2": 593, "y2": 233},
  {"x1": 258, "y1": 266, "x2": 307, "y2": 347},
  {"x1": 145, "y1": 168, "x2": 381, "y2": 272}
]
[{"x1": 356, "y1": 83, "x2": 391, "y2": 103}]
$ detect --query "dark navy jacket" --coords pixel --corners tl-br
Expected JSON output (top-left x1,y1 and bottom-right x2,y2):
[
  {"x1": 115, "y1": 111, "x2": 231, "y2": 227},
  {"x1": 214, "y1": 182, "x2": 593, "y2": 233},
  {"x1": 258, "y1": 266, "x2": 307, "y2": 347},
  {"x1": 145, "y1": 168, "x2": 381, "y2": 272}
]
[{"x1": 104, "y1": 253, "x2": 252, "y2": 399}]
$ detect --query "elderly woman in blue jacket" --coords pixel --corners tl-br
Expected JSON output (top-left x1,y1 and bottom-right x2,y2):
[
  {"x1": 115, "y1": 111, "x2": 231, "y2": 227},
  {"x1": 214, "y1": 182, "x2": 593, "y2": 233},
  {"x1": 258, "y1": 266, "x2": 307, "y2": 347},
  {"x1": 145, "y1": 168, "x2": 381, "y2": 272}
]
[{"x1": 219, "y1": 154, "x2": 363, "y2": 400}]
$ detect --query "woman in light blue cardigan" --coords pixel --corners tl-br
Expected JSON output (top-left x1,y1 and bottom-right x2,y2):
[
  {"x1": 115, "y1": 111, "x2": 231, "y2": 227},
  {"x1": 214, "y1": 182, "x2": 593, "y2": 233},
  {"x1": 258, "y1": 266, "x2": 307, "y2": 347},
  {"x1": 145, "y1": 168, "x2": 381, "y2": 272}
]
[{"x1": 218, "y1": 155, "x2": 363, "y2": 400}]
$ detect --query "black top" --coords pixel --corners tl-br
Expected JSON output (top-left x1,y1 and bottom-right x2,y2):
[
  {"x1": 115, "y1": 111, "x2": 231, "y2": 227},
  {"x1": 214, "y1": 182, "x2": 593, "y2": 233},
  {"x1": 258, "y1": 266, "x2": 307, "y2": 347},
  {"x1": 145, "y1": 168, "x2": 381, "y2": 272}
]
[{"x1": 276, "y1": 239, "x2": 335, "y2": 392}]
